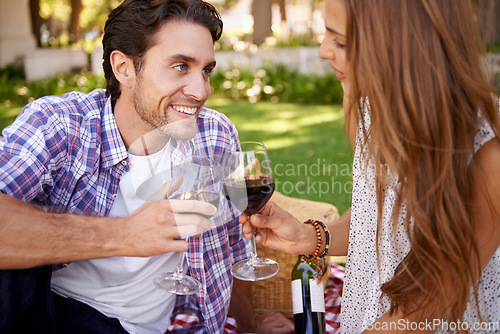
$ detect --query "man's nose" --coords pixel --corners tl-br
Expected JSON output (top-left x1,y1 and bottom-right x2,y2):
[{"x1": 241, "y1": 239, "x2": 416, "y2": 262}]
[{"x1": 183, "y1": 74, "x2": 210, "y2": 101}]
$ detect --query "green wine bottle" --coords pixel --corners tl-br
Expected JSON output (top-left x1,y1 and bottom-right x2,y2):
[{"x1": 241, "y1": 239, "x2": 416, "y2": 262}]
[{"x1": 291, "y1": 256, "x2": 326, "y2": 334}]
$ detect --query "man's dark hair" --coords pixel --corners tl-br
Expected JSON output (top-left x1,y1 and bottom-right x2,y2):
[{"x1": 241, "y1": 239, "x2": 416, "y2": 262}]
[{"x1": 102, "y1": 0, "x2": 223, "y2": 107}]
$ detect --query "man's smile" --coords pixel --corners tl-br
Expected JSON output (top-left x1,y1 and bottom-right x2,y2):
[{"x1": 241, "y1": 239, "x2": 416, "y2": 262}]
[{"x1": 171, "y1": 104, "x2": 198, "y2": 115}]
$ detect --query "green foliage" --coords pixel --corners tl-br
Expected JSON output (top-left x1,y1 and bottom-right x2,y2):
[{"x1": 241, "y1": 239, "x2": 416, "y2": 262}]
[
  {"x1": 273, "y1": 34, "x2": 321, "y2": 48},
  {"x1": 0, "y1": 105, "x2": 22, "y2": 132},
  {"x1": 0, "y1": 65, "x2": 27, "y2": 106},
  {"x1": 494, "y1": 73, "x2": 500, "y2": 95},
  {"x1": 486, "y1": 42, "x2": 500, "y2": 53},
  {"x1": 0, "y1": 64, "x2": 25, "y2": 80},
  {"x1": 1, "y1": 64, "x2": 342, "y2": 107},
  {"x1": 0, "y1": 70, "x2": 106, "y2": 107},
  {"x1": 216, "y1": 33, "x2": 322, "y2": 52},
  {"x1": 40, "y1": 0, "x2": 71, "y2": 21},
  {"x1": 211, "y1": 64, "x2": 343, "y2": 105},
  {"x1": 80, "y1": 0, "x2": 122, "y2": 34}
]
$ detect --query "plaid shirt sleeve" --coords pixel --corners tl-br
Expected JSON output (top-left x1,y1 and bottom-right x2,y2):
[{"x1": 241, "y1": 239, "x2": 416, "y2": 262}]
[
  {"x1": 1, "y1": 100, "x2": 61, "y2": 202},
  {"x1": 0, "y1": 90, "x2": 126, "y2": 215}
]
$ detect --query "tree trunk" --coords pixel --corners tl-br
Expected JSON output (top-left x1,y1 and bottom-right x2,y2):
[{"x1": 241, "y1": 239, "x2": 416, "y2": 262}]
[
  {"x1": 69, "y1": 0, "x2": 83, "y2": 45},
  {"x1": 251, "y1": 0, "x2": 273, "y2": 45},
  {"x1": 278, "y1": 0, "x2": 286, "y2": 22},
  {"x1": 477, "y1": 0, "x2": 500, "y2": 45},
  {"x1": 29, "y1": 0, "x2": 41, "y2": 47}
]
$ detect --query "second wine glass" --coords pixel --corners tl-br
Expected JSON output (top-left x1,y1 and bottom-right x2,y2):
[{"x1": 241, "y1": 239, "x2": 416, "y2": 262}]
[
  {"x1": 223, "y1": 141, "x2": 279, "y2": 281},
  {"x1": 153, "y1": 157, "x2": 222, "y2": 294}
]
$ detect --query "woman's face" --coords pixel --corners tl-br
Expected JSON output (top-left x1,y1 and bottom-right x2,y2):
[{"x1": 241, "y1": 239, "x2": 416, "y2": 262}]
[{"x1": 319, "y1": 0, "x2": 348, "y2": 83}]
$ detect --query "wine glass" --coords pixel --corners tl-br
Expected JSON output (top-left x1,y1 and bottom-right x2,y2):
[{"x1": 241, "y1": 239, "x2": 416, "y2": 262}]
[
  {"x1": 151, "y1": 157, "x2": 222, "y2": 294},
  {"x1": 223, "y1": 141, "x2": 279, "y2": 281}
]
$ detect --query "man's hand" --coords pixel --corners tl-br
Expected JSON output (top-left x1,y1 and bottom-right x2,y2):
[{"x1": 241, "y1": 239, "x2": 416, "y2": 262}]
[
  {"x1": 255, "y1": 311, "x2": 294, "y2": 334},
  {"x1": 118, "y1": 198, "x2": 216, "y2": 256}
]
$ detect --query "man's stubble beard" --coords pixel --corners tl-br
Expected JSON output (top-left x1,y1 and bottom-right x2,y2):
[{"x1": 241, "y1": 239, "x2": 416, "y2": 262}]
[
  {"x1": 156, "y1": 117, "x2": 197, "y2": 140},
  {"x1": 133, "y1": 79, "x2": 198, "y2": 141}
]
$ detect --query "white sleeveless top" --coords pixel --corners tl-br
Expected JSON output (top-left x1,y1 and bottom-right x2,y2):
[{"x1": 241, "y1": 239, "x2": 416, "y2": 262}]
[{"x1": 340, "y1": 105, "x2": 500, "y2": 333}]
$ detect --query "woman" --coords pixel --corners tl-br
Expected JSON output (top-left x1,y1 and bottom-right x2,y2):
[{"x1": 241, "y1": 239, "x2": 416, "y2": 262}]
[{"x1": 241, "y1": 0, "x2": 500, "y2": 332}]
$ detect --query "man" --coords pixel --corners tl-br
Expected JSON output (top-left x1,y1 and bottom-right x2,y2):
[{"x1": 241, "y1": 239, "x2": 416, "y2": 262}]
[{"x1": 0, "y1": 0, "x2": 254, "y2": 332}]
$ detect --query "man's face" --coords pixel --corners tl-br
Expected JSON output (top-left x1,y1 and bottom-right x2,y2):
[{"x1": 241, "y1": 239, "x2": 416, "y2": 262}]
[{"x1": 133, "y1": 21, "x2": 216, "y2": 140}]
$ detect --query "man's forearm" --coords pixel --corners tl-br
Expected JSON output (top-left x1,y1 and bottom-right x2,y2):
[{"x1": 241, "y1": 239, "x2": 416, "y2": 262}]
[
  {"x1": 0, "y1": 193, "x2": 121, "y2": 269},
  {"x1": 0, "y1": 193, "x2": 200, "y2": 269}
]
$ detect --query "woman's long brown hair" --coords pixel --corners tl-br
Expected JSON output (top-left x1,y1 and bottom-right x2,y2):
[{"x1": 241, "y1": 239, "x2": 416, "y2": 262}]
[{"x1": 344, "y1": 0, "x2": 499, "y2": 326}]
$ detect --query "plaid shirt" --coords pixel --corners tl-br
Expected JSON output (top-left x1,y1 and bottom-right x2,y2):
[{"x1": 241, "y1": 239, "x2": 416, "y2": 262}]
[{"x1": 0, "y1": 89, "x2": 250, "y2": 333}]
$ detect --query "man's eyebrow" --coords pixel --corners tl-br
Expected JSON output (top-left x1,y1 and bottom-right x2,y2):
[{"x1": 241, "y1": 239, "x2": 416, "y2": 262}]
[
  {"x1": 169, "y1": 54, "x2": 196, "y2": 63},
  {"x1": 168, "y1": 54, "x2": 216, "y2": 68}
]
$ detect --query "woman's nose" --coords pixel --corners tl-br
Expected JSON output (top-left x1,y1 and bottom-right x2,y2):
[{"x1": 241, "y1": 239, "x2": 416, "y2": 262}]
[{"x1": 319, "y1": 39, "x2": 334, "y2": 61}]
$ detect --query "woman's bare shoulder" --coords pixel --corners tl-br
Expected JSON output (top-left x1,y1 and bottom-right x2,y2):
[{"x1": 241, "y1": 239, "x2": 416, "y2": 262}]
[{"x1": 474, "y1": 137, "x2": 500, "y2": 177}]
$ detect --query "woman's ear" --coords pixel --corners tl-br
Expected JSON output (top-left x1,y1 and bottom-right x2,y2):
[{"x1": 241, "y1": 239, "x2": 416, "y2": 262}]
[{"x1": 110, "y1": 50, "x2": 135, "y2": 88}]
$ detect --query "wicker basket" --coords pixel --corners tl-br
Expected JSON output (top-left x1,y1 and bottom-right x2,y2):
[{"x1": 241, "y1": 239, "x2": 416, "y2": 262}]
[{"x1": 251, "y1": 192, "x2": 340, "y2": 319}]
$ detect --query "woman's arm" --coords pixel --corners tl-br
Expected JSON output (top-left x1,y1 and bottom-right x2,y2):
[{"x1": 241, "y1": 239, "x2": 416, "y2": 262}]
[
  {"x1": 469, "y1": 138, "x2": 500, "y2": 275},
  {"x1": 326, "y1": 208, "x2": 351, "y2": 256},
  {"x1": 240, "y1": 202, "x2": 351, "y2": 258}
]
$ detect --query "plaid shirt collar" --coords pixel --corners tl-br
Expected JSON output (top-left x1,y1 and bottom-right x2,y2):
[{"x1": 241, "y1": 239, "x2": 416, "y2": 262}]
[{"x1": 100, "y1": 98, "x2": 128, "y2": 169}]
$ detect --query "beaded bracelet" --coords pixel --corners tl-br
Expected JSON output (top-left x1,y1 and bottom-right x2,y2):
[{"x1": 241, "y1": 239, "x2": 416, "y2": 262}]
[
  {"x1": 316, "y1": 220, "x2": 331, "y2": 259},
  {"x1": 302, "y1": 219, "x2": 322, "y2": 262}
]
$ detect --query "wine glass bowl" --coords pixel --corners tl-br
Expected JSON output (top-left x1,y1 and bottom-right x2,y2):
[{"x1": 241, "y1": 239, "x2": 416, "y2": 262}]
[
  {"x1": 223, "y1": 176, "x2": 274, "y2": 215},
  {"x1": 153, "y1": 157, "x2": 222, "y2": 295},
  {"x1": 170, "y1": 190, "x2": 220, "y2": 218},
  {"x1": 223, "y1": 141, "x2": 279, "y2": 281}
]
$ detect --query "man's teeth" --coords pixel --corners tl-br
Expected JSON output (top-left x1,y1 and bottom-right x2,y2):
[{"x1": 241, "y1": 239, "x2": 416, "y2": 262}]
[{"x1": 172, "y1": 106, "x2": 197, "y2": 115}]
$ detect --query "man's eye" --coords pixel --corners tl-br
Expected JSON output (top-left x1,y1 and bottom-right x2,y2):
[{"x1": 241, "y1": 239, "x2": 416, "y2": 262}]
[
  {"x1": 203, "y1": 68, "x2": 214, "y2": 76},
  {"x1": 174, "y1": 64, "x2": 187, "y2": 72}
]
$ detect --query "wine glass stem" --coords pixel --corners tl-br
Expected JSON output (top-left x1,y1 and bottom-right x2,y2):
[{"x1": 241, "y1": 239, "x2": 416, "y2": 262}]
[
  {"x1": 173, "y1": 251, "x2": 186, "y2": 277},
  {"x1": 247, "y1": 234, "x2": 262, "y2": 266}
]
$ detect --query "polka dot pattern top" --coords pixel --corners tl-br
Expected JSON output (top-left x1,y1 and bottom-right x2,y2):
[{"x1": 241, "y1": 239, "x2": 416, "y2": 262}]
[{"x1": 340, "y1": 105, "x2": 500, "y2": 333}]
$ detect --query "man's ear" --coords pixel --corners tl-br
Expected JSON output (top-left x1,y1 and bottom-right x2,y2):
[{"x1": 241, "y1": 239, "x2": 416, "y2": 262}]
[{"x1": 110, "y1": 50, "x2": 136, "y2": 88}]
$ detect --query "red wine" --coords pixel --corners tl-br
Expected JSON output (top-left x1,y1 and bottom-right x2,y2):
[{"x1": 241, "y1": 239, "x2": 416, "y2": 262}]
[
  {"x1": 291, "y1": 256, "x2": 326, "y2": 334},
  {"x1": 223, "y1": 176, "x2": 274, "y2": 215}
]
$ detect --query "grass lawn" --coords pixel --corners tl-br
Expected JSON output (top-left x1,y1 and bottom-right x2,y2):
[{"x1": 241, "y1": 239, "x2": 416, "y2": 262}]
[
  {"x1": 0, "y1": 99, "x2": 353, "y2": 214},
  {"x1": 207, "y1": 98, "x2": 353, "y2": 214},
  {"x1": 0, "y1": 105, "x2": 22, "y2": 132}
]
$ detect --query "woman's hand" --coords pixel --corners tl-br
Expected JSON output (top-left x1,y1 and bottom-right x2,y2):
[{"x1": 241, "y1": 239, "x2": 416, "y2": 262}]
[{"x1": 239, "y1": 201, "x2": 318, "y2": 256}]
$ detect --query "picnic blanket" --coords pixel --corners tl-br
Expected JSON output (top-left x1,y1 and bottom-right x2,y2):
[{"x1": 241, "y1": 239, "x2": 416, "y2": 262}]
[{"x1": 166, "y1": 263, "x2": 344, "y2": 333}]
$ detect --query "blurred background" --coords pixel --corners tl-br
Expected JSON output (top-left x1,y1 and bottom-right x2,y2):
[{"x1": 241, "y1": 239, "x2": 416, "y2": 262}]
[
  {"x1": 1, "y1": 0, "x2": 499, "y2": 81},
  {"x1": 1, "y1": 0, "x2": 500, "y2": 214}
]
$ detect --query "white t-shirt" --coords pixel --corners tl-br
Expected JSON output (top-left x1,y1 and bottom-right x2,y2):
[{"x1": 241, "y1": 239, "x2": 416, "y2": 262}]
[{"x1": 52, "y1": 143, "x2": 185, "y2": 334}]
